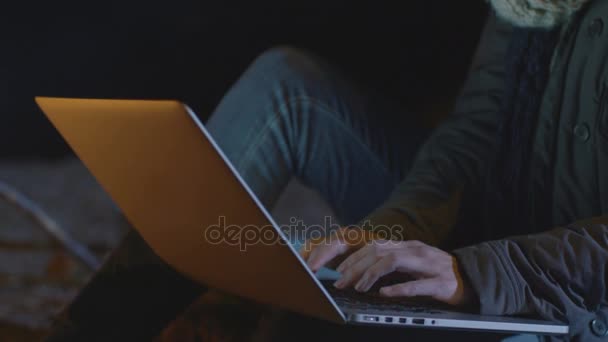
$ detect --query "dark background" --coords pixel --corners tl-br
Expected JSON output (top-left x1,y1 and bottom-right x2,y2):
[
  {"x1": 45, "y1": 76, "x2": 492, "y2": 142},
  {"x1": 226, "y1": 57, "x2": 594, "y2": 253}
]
[{"x1": 1, "y1": 0, "x2": 488, "y2": 159}]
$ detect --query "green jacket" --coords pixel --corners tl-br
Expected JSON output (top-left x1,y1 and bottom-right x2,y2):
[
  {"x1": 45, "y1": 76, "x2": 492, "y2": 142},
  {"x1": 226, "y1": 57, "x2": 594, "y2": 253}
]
[{"x1": 363, "y1": 2, "x2": 608, "y2": 341}]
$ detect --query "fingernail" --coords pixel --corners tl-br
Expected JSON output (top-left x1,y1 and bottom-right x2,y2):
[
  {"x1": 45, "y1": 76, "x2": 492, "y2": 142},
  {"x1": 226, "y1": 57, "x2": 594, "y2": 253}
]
[{"x1": 354, "y1": 278, "x2": 363, "y2": 291}]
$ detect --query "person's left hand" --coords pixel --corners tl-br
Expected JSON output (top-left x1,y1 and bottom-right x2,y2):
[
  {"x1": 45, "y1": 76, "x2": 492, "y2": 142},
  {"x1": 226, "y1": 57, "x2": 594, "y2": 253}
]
[{"x1": 334, "y1": 240, "x2": 475, "y2": 306}]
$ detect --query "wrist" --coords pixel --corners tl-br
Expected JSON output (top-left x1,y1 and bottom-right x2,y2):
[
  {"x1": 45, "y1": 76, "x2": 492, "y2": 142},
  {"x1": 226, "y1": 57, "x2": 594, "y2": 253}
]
[{"x1": 452, "y1": 256, "x2": 479, "y2": 309}]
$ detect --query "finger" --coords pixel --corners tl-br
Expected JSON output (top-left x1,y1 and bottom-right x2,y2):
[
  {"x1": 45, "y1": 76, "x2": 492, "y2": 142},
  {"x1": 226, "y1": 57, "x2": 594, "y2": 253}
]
[
  {"x1": 336, "y1": 239, "x2": 397, "y2": 273},
  {"x1": 299, "y1": 237, "x2": 324, "y2": 260},
  {"x1": 380, "y1": 279, "x2": 442, "y2": 300},
  {"x1": 354, "y1": 255, "x2": 397, "y2": 292},
  {"x1": 306, "y1": 245, "x2": 330, "y2": 272},
  {"x1": 334, "y1": 251, "x2": 378, "y2": 289},
  {"x1": 386, "y1": 247, "x2": 442, "y2": 278},
  {"x1": 299, "y1": 242, "x2": 312, "y2": 259},
  {"x1": 305, "y1": 227, "x2": 367, "y2": 271},
  {"x1": 306, "y1": 240, "x2": 347, "y2": 272},
  {"x1": 336, "y1": 243, "x2": 369, "y2": 273}
]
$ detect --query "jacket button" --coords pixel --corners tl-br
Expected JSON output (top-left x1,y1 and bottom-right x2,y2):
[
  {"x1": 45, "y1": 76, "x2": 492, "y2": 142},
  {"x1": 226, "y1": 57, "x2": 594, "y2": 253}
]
[
  {"x1": 589, "y1": 18, "x2": 604, "y2": 37},
  {"x1": 573, "y1": 123, "x2": 591, "y2": 142},
  {"x1": 591, "y1": 319, "x2": 608, "y2": 337}
]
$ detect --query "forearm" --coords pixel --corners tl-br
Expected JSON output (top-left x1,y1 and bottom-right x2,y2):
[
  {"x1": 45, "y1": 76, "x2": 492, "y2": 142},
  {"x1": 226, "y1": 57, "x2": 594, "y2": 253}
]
[
  {"x1": 453, "y1": 216, "x2": 608, "y2": 340},
  {"x1": 359, "y1": 13, "x2": 511, "y2": 245}
]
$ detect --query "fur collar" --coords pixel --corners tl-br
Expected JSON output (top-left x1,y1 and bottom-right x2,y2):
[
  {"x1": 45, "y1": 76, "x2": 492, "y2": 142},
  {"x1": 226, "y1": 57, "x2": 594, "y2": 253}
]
[{"x1": 489, "y1": 0, "x2": 590, "y2": 28}]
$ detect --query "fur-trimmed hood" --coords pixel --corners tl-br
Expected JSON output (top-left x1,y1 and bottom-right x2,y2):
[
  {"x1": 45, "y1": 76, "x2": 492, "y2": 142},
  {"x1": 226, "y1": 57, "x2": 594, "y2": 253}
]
[{"x1": 489, "y1": 0, "x2": 591, "y2": 28}]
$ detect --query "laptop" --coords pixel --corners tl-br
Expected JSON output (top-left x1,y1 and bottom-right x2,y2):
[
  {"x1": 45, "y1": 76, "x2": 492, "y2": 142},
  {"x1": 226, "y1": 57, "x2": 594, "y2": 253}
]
[{"x1": 36, "y1": 97, "x2": 569, "y2": 336}]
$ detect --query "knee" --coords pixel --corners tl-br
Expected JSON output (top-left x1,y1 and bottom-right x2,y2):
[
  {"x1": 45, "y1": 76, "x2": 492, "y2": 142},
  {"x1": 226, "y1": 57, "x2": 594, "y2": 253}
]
[
  {"x1": 254, "y1": 46, "x2": 314, "y2": 67},
  {"x1": 247, "y1": 46, "x2": 323, "y2": 84}
]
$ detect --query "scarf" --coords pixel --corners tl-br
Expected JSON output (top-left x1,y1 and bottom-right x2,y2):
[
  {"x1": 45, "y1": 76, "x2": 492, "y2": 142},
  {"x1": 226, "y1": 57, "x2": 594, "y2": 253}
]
[
  {"x1": 489, "y1": 0, "x2": 589, "y2": 28},
  {"x1": 483, "y1": 0, "x2": 590, "y2": 237}
]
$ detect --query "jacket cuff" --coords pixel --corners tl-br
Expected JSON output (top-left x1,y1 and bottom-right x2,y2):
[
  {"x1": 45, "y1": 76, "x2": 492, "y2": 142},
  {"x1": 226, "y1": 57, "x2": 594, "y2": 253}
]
[{"x1": 453, "y1": 241, "x2": 529, "y2": 316}]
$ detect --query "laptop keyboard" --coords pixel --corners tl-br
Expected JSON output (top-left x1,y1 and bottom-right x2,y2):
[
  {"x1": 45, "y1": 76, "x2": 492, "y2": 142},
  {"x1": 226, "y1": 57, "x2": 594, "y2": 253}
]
[{"x1": 321, "y1": 280, "x2": 450, "y2": 314}]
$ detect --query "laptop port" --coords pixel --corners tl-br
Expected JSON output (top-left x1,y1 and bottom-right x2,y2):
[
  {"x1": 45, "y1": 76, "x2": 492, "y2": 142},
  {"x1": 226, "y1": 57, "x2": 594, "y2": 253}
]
[
  {"x1": 412, "y1": 318, "x2": 425, "y2": 325},
  {"x1": 399, "y1": 318, "x2": 407, "y2": 324},
  {"x1": 385, "y1": 317, "x2": 393, "y2": 323},
  {"x1": 363, "y1": 316, "x2": 379, "y2": 322}
]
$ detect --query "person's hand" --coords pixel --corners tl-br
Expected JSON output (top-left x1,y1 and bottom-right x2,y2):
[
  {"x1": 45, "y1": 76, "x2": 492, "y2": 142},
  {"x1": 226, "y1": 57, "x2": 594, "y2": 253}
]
[
  {"x1": 299, "y1": 227, "x2": 376, "y2": 272},
  {"x1": 334, "y1": 240, "x2": 474, "y2": 306}
]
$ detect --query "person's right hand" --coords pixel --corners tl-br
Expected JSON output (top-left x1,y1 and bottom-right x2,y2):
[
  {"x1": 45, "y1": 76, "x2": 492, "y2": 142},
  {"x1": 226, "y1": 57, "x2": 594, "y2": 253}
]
[{"x1": 299, "y1": 227, "x2": 377, "y2": 272}]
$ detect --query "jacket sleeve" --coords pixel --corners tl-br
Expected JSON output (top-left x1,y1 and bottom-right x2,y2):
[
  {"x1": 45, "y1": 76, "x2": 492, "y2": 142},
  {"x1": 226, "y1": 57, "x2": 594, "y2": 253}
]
[
  {"x1": 453, "y1": 216, "x2": 608, "y2": 341},
  {"x1": 359, "y1": 12, "x2": 512, "y2": 245}
]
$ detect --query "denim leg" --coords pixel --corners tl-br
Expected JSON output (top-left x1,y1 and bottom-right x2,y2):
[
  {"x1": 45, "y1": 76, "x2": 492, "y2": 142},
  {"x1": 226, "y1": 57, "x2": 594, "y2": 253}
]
[{"x1": 207, "y1": 47, "x2": 428, "y2": 225}]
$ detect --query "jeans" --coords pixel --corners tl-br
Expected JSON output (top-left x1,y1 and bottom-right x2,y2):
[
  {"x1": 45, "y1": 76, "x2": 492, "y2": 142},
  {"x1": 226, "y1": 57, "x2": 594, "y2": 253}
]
[
  {"x1": 45, "y1": 47, "x2": 514, "y2": 341},
  {"x1": 207, "y1": 47, "x2": 429, "y2": 225}
]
